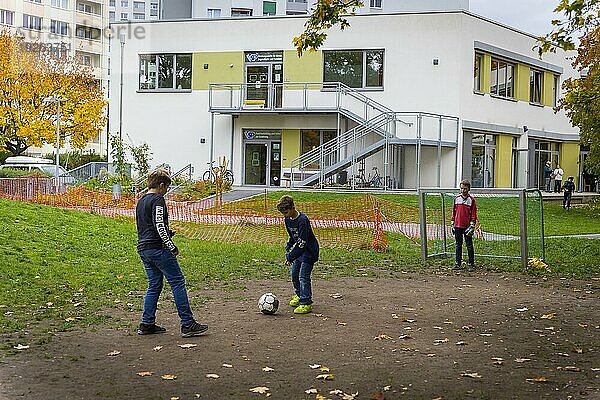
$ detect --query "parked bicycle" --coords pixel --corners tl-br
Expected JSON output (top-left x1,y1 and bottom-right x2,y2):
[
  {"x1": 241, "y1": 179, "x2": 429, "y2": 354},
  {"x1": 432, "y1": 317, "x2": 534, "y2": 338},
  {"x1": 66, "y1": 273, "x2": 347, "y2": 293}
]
[
  {"x1": 203, "y1": 162, "x2": 234, "y2": 185},
  {"x1": 369, "y1": 166, "x2": 383, "y2": 188}
]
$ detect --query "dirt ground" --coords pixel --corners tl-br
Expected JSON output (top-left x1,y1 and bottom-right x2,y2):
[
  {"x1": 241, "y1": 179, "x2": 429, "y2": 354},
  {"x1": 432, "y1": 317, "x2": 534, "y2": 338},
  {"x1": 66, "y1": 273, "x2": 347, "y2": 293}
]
[{"x1": 1, "y1": 271, "x2": 599, "y2": 400}]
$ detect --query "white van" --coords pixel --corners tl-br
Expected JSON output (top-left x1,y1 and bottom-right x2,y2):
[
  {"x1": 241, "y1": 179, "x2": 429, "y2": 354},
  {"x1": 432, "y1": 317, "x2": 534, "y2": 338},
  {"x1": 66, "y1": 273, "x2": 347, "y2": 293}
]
[{"x1": 1, "y1": 156, "x2": 75, "y2": 183}]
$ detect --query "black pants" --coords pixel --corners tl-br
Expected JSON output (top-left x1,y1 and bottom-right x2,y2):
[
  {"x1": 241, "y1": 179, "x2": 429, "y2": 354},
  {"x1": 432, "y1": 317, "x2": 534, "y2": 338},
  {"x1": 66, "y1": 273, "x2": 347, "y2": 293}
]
[
  {"x1": 563, "y1": 192, "x2": 572, "y2": 209},
  {"x1": 455, "y1": 228, "x2": 474, "y2": 266},
  {"x1": 554, "y1": 180, "x2": 562, "y2": 192}
]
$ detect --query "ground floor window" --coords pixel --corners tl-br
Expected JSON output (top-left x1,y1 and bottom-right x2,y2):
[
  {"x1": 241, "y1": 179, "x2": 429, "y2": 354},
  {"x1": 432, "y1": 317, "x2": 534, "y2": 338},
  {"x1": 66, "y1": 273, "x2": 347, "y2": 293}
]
[
  {"x1": 471, "y1": 134, "x2": 496, "y2": 188},
  {"x1": 301, "y1": 129, "x2": 337, "y2": 169},
  {"x1": 534, "y1": 141, "x2": 559, "y2": 190}
]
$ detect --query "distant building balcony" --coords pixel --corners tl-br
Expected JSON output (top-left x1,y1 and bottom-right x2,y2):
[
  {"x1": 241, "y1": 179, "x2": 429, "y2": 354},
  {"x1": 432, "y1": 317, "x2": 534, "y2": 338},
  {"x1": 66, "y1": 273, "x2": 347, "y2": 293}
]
[
  {"x1": 286, "y1": 0, "x2": 308, "y2": 14},
  {"x1": 75, "y1": 10, "x2": 103, "y2": 28}
]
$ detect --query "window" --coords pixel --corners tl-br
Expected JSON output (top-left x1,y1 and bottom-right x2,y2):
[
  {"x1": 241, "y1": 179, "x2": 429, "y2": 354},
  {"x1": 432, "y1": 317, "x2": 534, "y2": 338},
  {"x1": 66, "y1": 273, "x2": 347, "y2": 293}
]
[
  {"x1": 109, "y1": 11, "x2": 115, "y2": 21},
  {"x1": 301, "y1": 130, "x2": 337, "y2": 168},
  {"x1": 78, "y1": 3, "x2": 93, "y2": 13},
  {"x1": 0, "y1": 9, "x2": 14, "y2": 26},
  {"x1": 51, "y1": 0, "x2": 69, "y2": 9},
  {"x1": 553, "y1": 75, "x2": 560, "y2": 107},
  {"x1": 29, "y1": 0, "x2": 42, "y2": 3},
  {"x1": 207, "y1": 8, "x2": 221, "y2": 18},
  {"x1": 75, "y1": 25, "x2": 100, "y2": 39},
  {"x1": 231, "y1": 8, "x2": 252, "y2": 17},
  {"x1": 471, "y1": 134, "x2": 496, "y2": 188},
  {"x1": 50, "y1": 20, "x2": 69, "y2": 36},
  {"x1": 323, "y1": 49, "x2": 384, "y2": 89},
  {"x1": 150, "y1": 2, "x2": 158, "y2": 16},
  {"x1": 370, "y1": 0, "x2": 382, "y2": 8},
  {"x1": 133, "y1": 1, "x2": 145, "y2": 10},
  {"x1": 139, "y1": 54, "x2": 192, "y2": 91},
  {"x1": 133, "y1": 12, "x2": 145, "y2": 19},
  {"x1": 473, "y1": 53, "x2": 482, "y2": 92},
  {"x1": 23, "y1": 14, "x2": 42, "y2": 31},
  {"x1": 109, "y1": 0, "x2": 115, "y2": 6},
  {"x1": 121, "y1": 0, "x2": 128, "y2": 7},
  {"x1": 490, "y1": 58, "x2": 514, "y2": 98},
  {"x1": 120, "y1": 12, "x2": 128, "y2": 20},
  {"x1": 263, "y1": 1, "x2": 276, "y2": 15},
  {"x1": 530, "y1": 69, "x2": 543, "y2": 104}
]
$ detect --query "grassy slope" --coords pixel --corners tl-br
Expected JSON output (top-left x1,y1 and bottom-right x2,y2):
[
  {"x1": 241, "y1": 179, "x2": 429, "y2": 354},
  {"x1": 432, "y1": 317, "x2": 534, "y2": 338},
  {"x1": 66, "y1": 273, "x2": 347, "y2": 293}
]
[{"x1": 0, "y1": 196, "x2": 598, "y2": 340}]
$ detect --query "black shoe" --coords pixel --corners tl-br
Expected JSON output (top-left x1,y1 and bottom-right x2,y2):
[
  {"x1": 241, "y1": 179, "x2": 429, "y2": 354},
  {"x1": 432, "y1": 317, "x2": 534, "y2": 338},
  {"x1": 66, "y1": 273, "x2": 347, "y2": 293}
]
[
  {"x1": 181, "y1": 321, "x2": 208, "y2": 337},
  {"x1": 137, "y1": 323, "x2": 166, "y2": 335},
  {"x1": 452, "y1": 264, "x2": 461, "y2": 271},
  {"x1": 468, "y1": 264, "x2": 475, "y2": 272}
]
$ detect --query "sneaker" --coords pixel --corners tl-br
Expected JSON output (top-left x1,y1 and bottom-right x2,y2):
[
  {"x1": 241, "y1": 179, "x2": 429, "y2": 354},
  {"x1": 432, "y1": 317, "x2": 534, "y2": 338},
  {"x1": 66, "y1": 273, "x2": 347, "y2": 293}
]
[
  {"x1": 181, "y1": 321, "x2": 208, "y2": 337},
  {"x1": 468, "y1": 264, "x2": 475, "y2": 272},
  {"x1": 293, "y1": 304, "x2": 313, "y2": 314},
  {"x1": 452, "y1": 264, "x2": 461, "y2": 271},
  {"x1": 289, "y1": 295, "x2": 300, "y2": 307},
  {"x1": 137, "y1": 323, "x2": 166, "y2": 335}
]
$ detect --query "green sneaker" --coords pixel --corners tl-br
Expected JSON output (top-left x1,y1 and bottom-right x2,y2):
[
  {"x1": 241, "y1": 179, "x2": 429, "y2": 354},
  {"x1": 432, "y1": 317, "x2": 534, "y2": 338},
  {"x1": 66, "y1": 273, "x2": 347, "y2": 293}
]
[
  {"x1": 293, "y1": 304, "x2": 313, "y2": 314},
  {"x1": 289, "y1": 295, "x2": 300, "y2": 307}
]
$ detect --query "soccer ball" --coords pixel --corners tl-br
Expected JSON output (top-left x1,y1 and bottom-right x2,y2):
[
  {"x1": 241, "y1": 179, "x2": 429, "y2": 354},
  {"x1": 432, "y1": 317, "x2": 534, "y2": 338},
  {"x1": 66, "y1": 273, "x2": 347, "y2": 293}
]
[{"x1": 258, "y1": 292, "x2": 279, "y2": 315}]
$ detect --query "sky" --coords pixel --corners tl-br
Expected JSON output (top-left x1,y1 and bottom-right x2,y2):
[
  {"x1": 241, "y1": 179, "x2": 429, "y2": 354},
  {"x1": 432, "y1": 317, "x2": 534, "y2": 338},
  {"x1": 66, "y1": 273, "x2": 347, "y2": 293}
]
[{"x1": 469, "y1": 0, "x2": 558, "y2": 36}]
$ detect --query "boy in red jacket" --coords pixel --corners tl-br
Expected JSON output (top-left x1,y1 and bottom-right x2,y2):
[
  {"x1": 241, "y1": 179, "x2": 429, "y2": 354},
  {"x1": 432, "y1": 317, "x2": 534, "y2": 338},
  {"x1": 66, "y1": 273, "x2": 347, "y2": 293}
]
[{"x1": 451, "y1": 179, "x2": 478, "y2": 272}]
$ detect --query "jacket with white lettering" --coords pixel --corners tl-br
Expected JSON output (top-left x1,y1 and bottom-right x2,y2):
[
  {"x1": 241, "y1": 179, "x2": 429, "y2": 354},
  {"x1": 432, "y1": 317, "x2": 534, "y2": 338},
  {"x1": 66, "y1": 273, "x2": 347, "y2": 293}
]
[
  {"x1": 451, "y1": 194, "x2": 477, "y2": 229},
  {"x1": 136, "y1": 193, "x2": 177, "y2": 253},
  {"x1": 284, "y1": 212, "x2": 319, "y2": 263}
]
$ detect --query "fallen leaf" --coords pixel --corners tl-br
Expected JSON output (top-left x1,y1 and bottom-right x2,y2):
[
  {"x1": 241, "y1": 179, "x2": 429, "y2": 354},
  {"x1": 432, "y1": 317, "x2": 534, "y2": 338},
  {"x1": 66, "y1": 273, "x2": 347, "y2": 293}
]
[
  {"x1": 107, "y1": 350, "x2": 121, "y2": 356},
  {"x1": 309, "y1": 364, "x2": 321, "y2": 369},
  {"x1": 161, "y1": 375, "x2": 177, "y2": 380},
  {"x1": 305, "y1": 388, "x2": 318, "y2": 394},
  {"x1": 170, "y1": 397, "x2": 179, "y2": 400},
  {"x1": 526, "y1": 376, "x2": 548, "y2": 382},
  {"x1": 455, "y1": 341, "x2": 467, "y2": 346},
  {"x1": 515, "y1": 358, "x2": 531, "y2": 363},
  {"x1": 559, "y1": 366, "x2": 581, "y2": 372},
  {"x1": 541, "y1": 313, "x2": 556, "y2": 319},
  {"x1": 557, "y1": 352, "x2": 570, "y2": 357},
  {"x1": 461, "y1": 372, "x2": 482, "y2": 378},
  {"x1": 375, "y1": 334, "x2": 392, "y2": 340},
  {"x1": 391, "y1": 313, "x2": 399, "y2": 319},
  {"x1": 249, "y1": 386, "x2": 269, "y2": 394},
  {"x1": 316, "y1": 373, "x2": 334, "y2": 380},
  {"x1": 222, "y1": 363, "x2": 233, "y2": 368},
  {"x1": 572, "y1": 347, "x2": 583, "y2": 354},
  {"x1": 136, "y1": 371, "x2": 153, "y2": 377},
  {"x1": 342, "y1": 392, "x2": 358, "y2": 400},
  {"x1": 337, "y1": 322, "x2": 347, "y2": 326},
  {"x1": 206, "y1": 373, "x2": 220, "y2": 379},
  {"x1": 591, "y1": 368, "x2": 600, "y2": 371},
  {"x1": 398, "y1": 334, "x2": 411, "y2": 339},
  {"x1": 434, "y1": 338, "x2": 449, "y2": 344},
  {"x1": 491, "y1": 357, "x2": 504, "y2": 361},
  {"x1": 13, "y1": 344, "x2": 29, "y2": 350},
  {"x1": 383, "y1": 385, "x2": 391, "y2": 391},
  {"x1": 153, "y1": 346, "x2": 163, "y2": 351},
  {"x1": 330, "y1": 389, "x2": 343, "y2": 395},
  {"x1": 178, "y1": 343, "x2": 197, "y2": 349},
  {"x1": 330, "y1": 293, "x2": 343, "y2": 299},
  {"x1": 262, "y1": 366, "x2": 274, "y2": 372},
  {"x1": 319, "y1": 366, "x2": 330, "y2": 372},
  {"x1": 65, "y1": 317, "x2": 76, "y2": 322}
]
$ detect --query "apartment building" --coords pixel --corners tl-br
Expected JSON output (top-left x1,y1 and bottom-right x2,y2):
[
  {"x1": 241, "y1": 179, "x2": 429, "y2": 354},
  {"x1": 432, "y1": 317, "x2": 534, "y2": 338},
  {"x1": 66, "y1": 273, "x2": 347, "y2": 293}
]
[
  {"x1": 160, "y1": 0, "x2": 469, "y2": 19},
  {"x1": 110, "y1": 10, "x2": 582, "y2": 190},
  {"x1": 108, "y1": 0, "x2": 159, "y2": 22}
]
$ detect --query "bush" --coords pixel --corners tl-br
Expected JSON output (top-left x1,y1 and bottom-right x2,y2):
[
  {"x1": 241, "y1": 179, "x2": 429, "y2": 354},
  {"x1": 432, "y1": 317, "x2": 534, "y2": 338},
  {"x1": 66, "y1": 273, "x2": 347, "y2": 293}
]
[
  {"x1": 172, "y1": 180, "x2": 216, "y2": 201},
  {"x1": 0, "y1": 168, "x2": 51, "y2": 178},
  {"x1": 42, "y1": 151, "x2": 107, "y2": 171}
]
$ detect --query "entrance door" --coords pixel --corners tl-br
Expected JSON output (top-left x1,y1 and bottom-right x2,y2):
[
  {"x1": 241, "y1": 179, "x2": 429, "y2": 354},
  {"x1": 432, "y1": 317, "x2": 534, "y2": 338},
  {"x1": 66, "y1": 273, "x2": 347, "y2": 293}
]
[
  {"x1": 472, "y1": 146, "x2": 495, "y2": 188},
  {"x1": 244, "y1": 143, "x2": 267, "y2": 185},
  {"x1": 246, "y1": 65, "x2": 270, "y2": 108}
]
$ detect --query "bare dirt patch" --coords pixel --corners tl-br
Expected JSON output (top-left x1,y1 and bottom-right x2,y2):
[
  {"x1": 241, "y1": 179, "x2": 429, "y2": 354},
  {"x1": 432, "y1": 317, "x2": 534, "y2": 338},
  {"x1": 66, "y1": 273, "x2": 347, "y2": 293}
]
[{"x1": 1, "y1": 272, "x2": 599, "y2": 399}]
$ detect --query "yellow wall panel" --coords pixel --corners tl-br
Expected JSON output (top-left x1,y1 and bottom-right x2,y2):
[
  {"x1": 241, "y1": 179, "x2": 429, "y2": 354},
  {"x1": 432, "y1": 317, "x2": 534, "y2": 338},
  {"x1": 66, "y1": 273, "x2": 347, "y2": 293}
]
[
  {"x1": 542, "y1": 71, "x2": 554, "y2": 107},
  {"x1": 560, "y1": 142, "x2": 580, "y2": 186},
  {"x1": 192, "y1": 52, "x2": 244, "y2": 90},
  {"x1": 515, "y1": 64, "x2": 529, "y2": 102},
  {"x1": 480, "y1": 54, "x2": 491, "y2": 94},
  {"x1": 281, "y1": 129, "x2": 300, "y2": 168},
  {"x1": 495, "y1": 134, "x2": 513, "y2": 187},
  {"x1": 283, "y1": 50, "x2": 323, "y2": 83}
]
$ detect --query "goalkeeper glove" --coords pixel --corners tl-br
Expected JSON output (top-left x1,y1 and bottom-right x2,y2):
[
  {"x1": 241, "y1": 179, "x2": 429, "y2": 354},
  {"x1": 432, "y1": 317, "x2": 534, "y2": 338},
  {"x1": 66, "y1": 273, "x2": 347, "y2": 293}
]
[{"x1": 465, "y1": 222, "x2": 475, "y2": 237}]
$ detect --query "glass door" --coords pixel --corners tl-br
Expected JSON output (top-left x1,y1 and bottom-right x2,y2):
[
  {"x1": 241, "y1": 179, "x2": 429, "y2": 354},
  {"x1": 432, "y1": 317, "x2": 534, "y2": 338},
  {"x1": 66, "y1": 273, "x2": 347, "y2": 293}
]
[
  {"x1": 244, "y1": 143, "x2": 267, "y2": 185},
  {"x1": 246, "y1": 65, "x2": 270, "y2": 108},
  {"x1": 270, "y1": 142, "x2": 281, "y2": 186}
]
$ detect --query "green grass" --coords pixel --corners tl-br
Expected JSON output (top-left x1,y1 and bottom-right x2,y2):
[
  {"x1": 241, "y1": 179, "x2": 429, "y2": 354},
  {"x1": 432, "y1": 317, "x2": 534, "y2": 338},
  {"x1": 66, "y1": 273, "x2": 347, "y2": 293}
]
[{"x1": 0, "y1": 195, "x2": 599, "y2": 344}]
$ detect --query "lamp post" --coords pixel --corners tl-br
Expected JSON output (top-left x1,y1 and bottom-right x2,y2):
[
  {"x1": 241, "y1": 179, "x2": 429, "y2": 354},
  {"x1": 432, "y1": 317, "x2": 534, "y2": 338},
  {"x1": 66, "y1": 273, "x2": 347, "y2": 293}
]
[
  {"x1": 119, "y1": 33, "x2": 125, "y2": 142},
  {"x1": 43, "y1": 96, "x2": 63, "y2": 186}
]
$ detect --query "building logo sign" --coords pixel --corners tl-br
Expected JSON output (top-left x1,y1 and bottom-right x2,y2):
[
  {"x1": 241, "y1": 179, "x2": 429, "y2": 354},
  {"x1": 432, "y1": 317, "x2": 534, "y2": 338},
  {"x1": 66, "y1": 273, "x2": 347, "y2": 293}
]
[
  {"x1": 245, "y1": 51, "x2": 283, "y2": 63},
  {"x1": 243, "y1": 130, "x2": 281, "y2": 140},
  {"x1": 244, "y1": 131, "x2": 256, "y2": 139}
]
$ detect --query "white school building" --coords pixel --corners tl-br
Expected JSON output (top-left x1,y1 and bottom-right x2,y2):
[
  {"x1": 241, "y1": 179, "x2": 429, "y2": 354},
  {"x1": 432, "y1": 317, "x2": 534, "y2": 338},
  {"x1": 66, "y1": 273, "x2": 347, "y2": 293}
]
[{"x1": 109, "y1": 10, "x2": 587, "y2": 190}]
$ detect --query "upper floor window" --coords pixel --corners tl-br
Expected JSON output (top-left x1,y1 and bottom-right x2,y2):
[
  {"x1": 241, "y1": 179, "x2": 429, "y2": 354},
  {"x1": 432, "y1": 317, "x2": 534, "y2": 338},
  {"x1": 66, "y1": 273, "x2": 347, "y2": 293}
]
[
  {"x1": 370, "y1": 0, "x2": 382, "y2": 8},
  {"x1": 76, "y1": 25, "x2": 100, "y2": 40},
  {"x1": 530, "y1": 69, "x2": 543, "y2": 104},
  {"x1": 323, "y1": 49, "x2": 384, "y2": 89},
  {"x1": 23, "y1": 14, "x2": 42, "y2": 31},
  {"x1": 50, "y1": 20, "x2": 69, "y2": 36},
  {"x1": 207, "y1": 8, "x2": 221, "y2": 18},
  {"x1": 231, "y1": 8, "x2": 252, "y2": 17},
  {"x1": 133, "y1": 1, "x2": 145, "y2": 10},
  {"x1": 51, "y1": 0, "x2": 69, "y2": 9},
  {"x1": 0, "y1": 9, "x2": 14, "y2": 26},
  {"x1": 490, "y1": 58, "x2": 514, "y2": 98},
  {"x1": 121, "y1": 0, "x2": 129, "y2": 7},
  {"x1": 78, "y1": 2, "x2": 93, "y2": 13},
  {"x1": 133, "y1": 13, "x2": 145, "y2": 19},
  {"x1": 109, "y1": 0, "x2": 115, "y2": 6},
  {"x1": 263, "y1": 1, "x2": 276, "y2": 16},
  {"x1": 473, "y1": 53, "x2": 482, "y2": 92},
  {"x1": 120, "y1": 12, "x2": 128, "y2": 20},
  {"x1": 139, "y1": 53, "x2": 192, "y2": 91},
  {"x1": 109, "y1": 11, "x2": 115, "y2": 21}
]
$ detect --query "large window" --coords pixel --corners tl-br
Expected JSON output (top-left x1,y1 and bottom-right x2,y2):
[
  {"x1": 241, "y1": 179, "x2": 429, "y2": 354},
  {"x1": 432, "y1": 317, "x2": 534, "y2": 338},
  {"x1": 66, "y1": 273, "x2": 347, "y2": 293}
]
[
  {"x1": 301, "y1": 130, "x2": 337, "y2": 169},
  {"x1": 473, "y1": 53, "x2": 482, "y2": 92},
  {"x1": 207, "y1": 8, "x2": 221, "y2": 18},
  {"x1": 530, "y1": 69, "x2": 543, "y2": 104},
  {"x1": 471, "y1": 134, "x2": 496, "y2": 188},
  {"x1": 231, "y1": 8, "x2": 252, "y2": 17},
  {"x1": 51, "y1": 0, "x2": 69, "y2": 9},
  {"x1": 139, "y1": 54, "x2": 192, "y2": 91},
  {"x1": 0, "y1": 9, "x2": 14, "y2": 26},
  {"x1": 76, "y1": 25, "x2": 100, "y2": 40},
  {"x1": 50, "y1": 20, "x2": 69, "y2": 36},
  {"x1": 323, "y1": 49, "x2": 384, "y2": 89},
  {"x1": 23, "y1": 14, "x2": 42, "y2": 31},
  {"x1": 370, "y1": 0, "x2": 382, "y2": 8},
  {"x1": 490, "y1": 58, "x2": 514, "y2": 98}
]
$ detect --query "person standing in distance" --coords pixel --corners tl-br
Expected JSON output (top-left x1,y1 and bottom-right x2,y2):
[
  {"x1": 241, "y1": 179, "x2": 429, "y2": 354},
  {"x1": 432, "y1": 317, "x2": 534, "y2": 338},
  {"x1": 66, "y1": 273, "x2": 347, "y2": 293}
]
[
  {"x1": 451, "y1": 179, "x2": 478, "y2": 272},
  {"x1": 543, "y1": 161, "x2": 553, "y2": 192},
  {"x1": 136, "y1": 168, "x2": 208, "y2": 337},
  {"x1": 562, "y1": 176, "x2": 576, "y2": 210}
]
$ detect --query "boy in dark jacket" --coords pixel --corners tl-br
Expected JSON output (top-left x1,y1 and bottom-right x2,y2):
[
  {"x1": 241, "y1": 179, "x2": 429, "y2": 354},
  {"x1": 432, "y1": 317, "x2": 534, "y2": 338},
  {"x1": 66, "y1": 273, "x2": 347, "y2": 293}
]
[
  {"x1": 562, "y1": 176, "x2": 576, "y2": 210},
  {"x1": 451, "y1": 179, "x2": 478, "y2": 272},
  {"x1": 277, "y1": 195, "x2": 319, "y2": 314}
]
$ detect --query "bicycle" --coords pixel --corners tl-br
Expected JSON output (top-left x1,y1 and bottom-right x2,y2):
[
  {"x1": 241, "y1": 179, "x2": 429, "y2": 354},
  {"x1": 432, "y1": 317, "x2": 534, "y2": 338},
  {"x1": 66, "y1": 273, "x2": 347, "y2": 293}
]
[
  {"x1": 369, "y1": 166, "x2": 383, "y2": 188},
  {"x1": 202, "y1": 162, "x2": 234, "y2": 185}
]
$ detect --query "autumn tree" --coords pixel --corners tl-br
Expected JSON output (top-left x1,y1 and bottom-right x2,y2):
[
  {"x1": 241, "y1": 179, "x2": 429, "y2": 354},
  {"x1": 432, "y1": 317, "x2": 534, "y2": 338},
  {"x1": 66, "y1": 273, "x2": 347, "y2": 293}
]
[
  {"x1": 539, "y1": 0, "x2": 600, "y2": 174},
  {"x1": 293, "y1": 0, "x2": 363, "y2": 57},
  {"x1": 0, "y1": 32, "x2": 106, "y2": 156}
]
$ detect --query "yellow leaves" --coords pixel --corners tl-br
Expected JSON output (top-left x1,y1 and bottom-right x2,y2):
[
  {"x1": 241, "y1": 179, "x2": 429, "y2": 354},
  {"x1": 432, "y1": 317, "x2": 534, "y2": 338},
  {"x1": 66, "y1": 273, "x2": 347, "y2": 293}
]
[
  {"x1": 249, "y1": 386, "x2": 270, "y2": 395},
  {"x1": 541, "y1": 313, "x2": 556, "y2": 319},
  {"x1": 106, "y1": 350, "x2": 121, "y2": 356},
  {"x1": 526, "y1": 376, "x2": 549, "y2": 383},
  {"x1": 136, "y1": 371, "x2": 153, "y2": 377},
  {"x1": 161, "y1": 374, "x2": 177, "y2": 380},
  {"x1": 528, "y1": 257, "x2": 550, "y2": 270},
  {"x1": 315, "y1": 373, "x2": 334, "y2": 380}
]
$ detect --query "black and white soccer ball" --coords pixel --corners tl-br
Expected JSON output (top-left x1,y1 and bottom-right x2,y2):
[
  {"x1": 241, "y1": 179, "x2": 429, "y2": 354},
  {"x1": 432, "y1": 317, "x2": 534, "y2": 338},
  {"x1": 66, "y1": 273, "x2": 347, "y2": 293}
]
[{"x1": 258, "y1": 292, "x2": 279, "y2": 315}]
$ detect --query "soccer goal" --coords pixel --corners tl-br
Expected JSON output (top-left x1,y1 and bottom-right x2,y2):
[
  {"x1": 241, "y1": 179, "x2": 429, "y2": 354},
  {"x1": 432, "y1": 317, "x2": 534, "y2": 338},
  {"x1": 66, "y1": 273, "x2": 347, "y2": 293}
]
[{"x1": 418, "y1": 188, "x2": 544, "y2": 270}]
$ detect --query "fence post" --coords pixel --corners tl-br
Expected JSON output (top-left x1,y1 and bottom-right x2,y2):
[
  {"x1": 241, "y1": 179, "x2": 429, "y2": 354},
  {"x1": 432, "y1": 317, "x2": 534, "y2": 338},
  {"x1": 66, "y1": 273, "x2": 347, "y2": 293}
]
[
  {"x1": 519, "y1": 189, "x2": 528, "y2": 271},
  {"x1": 441, "y1": 192, "x2": 447, "y2": 257},
  {"x1": 418, "y1": 189, "x2": 428, "y2": 262}
]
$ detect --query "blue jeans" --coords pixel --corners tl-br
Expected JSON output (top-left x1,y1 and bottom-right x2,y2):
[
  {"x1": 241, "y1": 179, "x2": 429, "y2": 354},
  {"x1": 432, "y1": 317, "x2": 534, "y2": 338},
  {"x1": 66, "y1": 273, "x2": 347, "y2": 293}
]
[
  {"x1": 455, "y1": 228, "x2": 474, "y2": 266},
  {"x1": 138, "y1": 248, "x2": 194, "y2": 326},
  {"x1": 290, "y1": 259, "x2": 314, "y2": 305}
]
